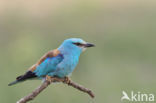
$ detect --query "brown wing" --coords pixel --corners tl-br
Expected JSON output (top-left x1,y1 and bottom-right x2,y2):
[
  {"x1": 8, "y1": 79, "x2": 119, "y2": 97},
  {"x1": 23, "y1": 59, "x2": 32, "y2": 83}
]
[{"x1": 28, "y1": 49, "x2": 60, "y2": 72}]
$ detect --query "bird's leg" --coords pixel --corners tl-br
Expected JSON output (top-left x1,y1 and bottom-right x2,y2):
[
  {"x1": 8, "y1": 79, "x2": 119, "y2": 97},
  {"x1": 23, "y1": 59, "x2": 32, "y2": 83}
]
[
  {"x1": 46, "y1": 75, "x2": 70, "y2": 84},
  {"x1": 64, "y1": 76, "x2": 71, "y2": 84},
  {"x1": 45, "y1": 75, "x2": 53, "y2": 83},
  {"x1": 52, "y1": 77, "x2": 64, "y2": 82}
]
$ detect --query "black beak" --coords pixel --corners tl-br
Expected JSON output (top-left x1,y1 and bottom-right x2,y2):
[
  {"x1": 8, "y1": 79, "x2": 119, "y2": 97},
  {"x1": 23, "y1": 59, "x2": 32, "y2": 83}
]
[{"x1": 84, "y1": 43, "x2": 95, "y2": 48}]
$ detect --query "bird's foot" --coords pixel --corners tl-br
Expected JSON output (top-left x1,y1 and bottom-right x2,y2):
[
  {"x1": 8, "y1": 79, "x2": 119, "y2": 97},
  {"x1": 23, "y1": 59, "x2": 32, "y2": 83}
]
[
  {"x1": 64, "y1": 76, "x2": 71, "y2": 84},
  {"x1": 45, "y1": 75, "x2": 70, "y2": 84},
  {"x1": 53, "y1": 77, "x2": 64, "y2": 82},
  {"x1": 45, "y1": 75, "x2": 53, "y2": 83}
]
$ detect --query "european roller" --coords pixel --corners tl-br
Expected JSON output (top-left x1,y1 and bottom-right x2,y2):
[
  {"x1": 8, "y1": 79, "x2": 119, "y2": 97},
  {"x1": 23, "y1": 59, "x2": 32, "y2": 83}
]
[{"x1": 8, "y1": 38, "x2": 94, "y2": 86}]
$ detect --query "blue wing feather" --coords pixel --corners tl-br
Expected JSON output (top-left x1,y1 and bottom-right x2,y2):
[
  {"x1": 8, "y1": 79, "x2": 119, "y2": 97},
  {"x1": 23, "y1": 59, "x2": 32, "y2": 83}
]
[{"x1": 33, "y1": 54, "x2": 64, "y2": 77}]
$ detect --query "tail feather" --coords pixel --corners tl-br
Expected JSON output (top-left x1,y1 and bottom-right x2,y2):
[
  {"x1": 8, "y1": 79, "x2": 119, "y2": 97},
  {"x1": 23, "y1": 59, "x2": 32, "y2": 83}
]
[
  {"x1": 8, "y1": 80, "x2": 19, "y2": 86},
  {"x1": 8, "y1": 71, "x2": 37, "y2": 86}
]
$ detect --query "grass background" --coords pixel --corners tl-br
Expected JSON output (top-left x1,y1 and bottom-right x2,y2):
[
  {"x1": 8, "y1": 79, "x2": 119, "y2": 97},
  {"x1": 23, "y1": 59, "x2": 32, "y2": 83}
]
[{"x1": 0, "y1": 0, "x2": 156, "y2": 103}]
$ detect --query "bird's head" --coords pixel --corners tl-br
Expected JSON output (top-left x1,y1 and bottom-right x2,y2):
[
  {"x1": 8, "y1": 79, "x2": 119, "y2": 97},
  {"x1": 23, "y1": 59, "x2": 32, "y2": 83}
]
[{"x1": 58, "y1": 38, "x2": 95, "y2": 55}]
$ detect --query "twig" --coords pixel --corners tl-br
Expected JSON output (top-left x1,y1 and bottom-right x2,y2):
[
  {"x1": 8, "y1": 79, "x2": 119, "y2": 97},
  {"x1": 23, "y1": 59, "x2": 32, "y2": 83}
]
[
  {"x1": 66, "y1": 80, "x2": 95, "y2": 98},
  {"x1": 17, "y1": 77, "x2": 95, "y2": 103}
]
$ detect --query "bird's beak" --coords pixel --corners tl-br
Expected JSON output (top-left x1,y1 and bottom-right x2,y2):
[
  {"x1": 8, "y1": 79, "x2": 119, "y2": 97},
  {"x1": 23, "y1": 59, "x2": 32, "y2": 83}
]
[{"x1": 84, "y1": 43, "x2": 95, "y2": 48}]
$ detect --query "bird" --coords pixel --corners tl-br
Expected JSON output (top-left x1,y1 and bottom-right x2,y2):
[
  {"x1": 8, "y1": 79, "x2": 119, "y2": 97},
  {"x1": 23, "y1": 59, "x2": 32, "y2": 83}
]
[{"x1": 8, "y1": 38, "x2": 95, "y2": 86}]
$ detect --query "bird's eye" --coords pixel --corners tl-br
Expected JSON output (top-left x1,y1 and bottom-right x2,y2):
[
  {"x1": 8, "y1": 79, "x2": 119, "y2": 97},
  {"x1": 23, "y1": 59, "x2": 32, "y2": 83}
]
[{"x1": 73, "y1": 42, "x2": 83, "y2": 46}]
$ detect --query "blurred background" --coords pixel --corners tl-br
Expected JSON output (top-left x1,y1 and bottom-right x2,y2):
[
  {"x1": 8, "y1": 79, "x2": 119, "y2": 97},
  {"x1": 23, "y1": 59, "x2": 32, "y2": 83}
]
[{"x1": 0, "y1": 0, "x2": 156, "y2": 103}]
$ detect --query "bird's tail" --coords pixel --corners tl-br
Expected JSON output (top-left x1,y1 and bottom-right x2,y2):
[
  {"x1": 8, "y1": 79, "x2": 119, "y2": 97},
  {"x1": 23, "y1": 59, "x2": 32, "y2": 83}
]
[
  {"x1": 8, "y1": 80, "x2": 20, "y2": 86},
  {"x1": 8, "y1": 71, "x2": 37, "y2": 86}
]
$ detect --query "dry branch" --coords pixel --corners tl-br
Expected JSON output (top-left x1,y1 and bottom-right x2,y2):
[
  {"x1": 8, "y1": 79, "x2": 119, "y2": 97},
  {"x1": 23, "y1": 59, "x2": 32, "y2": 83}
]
[{"x1": 17, "y1": 77, "x2": 95, "y2": 103}]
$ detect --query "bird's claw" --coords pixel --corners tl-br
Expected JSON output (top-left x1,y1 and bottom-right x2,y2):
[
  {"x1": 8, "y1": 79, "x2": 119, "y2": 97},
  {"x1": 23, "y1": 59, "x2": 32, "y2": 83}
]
[
  {"x1": 64, "y1": 76, "x2": 71, "y2": 84},
  {"x1": 45, "y1": 75, "x2": 53, "y2": 83}
]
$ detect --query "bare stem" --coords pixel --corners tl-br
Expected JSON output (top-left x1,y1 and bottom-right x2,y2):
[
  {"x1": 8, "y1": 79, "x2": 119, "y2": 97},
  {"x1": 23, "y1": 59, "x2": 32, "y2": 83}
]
[{"x1": 17, "y1": 77, "x2": 95, "y2": 103}]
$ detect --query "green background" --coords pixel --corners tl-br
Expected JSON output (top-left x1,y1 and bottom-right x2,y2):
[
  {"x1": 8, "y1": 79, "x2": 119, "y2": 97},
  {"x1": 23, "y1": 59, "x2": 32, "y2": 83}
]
[{"x1": 0, "y1": 0, "x2": 156, "y2": 103}]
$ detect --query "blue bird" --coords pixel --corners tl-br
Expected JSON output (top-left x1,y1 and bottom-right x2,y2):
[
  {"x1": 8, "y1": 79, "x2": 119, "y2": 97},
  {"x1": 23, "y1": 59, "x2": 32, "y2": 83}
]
[{"x1": 8, "y1": 38, "x2": 94, "y2": 86}]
